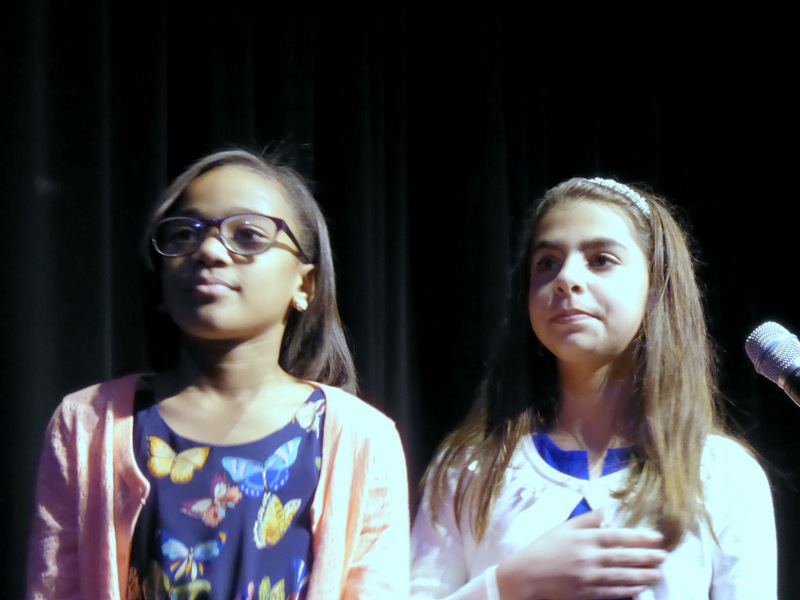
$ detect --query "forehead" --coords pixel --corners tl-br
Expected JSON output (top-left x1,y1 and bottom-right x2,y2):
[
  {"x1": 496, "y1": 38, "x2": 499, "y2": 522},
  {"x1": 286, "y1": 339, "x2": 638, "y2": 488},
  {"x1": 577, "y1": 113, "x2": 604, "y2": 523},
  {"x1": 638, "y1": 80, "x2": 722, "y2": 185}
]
[
  {"x1": 176, "y1": 165, "x2": 292, "y2": 220},
  {"x1": 534, "y1": 199, "x2": 644, "y2": 249}
]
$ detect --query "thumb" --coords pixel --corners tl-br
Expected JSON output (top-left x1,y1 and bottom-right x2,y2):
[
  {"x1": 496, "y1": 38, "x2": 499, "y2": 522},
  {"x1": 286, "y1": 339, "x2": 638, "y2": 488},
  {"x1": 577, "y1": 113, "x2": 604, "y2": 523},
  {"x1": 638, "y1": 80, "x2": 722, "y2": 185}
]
[{"x1": 565, "y1": 508, "x2": 604, "y2": 529}]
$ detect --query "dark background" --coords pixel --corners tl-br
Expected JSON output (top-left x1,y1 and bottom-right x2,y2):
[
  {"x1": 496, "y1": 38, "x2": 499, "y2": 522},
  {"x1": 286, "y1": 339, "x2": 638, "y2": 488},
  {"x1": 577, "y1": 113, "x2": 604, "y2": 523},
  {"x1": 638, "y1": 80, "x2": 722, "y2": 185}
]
[{"x1": 2, "y1": 3, "x2": 798, "y2": 598}]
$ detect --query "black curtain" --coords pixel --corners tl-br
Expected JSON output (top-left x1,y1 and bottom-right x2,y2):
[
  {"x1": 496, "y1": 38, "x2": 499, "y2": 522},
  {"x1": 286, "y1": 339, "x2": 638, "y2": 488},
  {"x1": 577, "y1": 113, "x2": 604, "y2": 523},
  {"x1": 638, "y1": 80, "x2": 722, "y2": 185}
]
[{"x1": 3, "y1": 3, "x2": 798, "y2": 598}]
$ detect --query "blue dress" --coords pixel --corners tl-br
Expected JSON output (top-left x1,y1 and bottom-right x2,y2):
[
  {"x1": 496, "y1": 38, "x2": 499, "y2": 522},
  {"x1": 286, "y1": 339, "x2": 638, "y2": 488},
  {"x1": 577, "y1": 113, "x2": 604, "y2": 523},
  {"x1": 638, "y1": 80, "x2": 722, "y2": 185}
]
[{"x1": 128, "y1": 381, "x2": 326, "y2": 600}]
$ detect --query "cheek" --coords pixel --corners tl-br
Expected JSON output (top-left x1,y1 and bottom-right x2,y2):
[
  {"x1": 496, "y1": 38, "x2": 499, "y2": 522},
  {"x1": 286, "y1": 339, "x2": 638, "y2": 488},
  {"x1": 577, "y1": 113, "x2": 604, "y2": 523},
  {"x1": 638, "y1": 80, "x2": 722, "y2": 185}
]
[
  {"x1": 160, "y1": 254, "x2": 190, "y2": 281},
  {"x1": 241, "y1": 262, "x2": 304, "y2": 313},
  {"x1": 633, "y1": 266, "x2": 650, "y2": 313},
  {"x1": 255, "y1": 260, "x2": 298, "y2": 290},
  {"x1": 159, "y1": 263, "x2": 182, "y2": 304},
  {"x1": 527, "y1": 285, "x2": 548, "y2": 336},
  {"x1": 159, "y1": 268, "x2": 196, "y2": 329},
  {"x1": 618, "y1": 272, "x2": 649, "y2": 332}
]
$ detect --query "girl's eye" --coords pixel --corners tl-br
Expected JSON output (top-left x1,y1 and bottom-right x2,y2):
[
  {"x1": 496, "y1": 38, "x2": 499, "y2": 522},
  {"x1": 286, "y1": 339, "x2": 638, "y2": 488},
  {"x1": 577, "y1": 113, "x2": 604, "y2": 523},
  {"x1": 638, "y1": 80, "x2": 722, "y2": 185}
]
[
  {"x1": 533, "y1": 255, "x2": 558, "y2": 272},
  {"x1": 235, "y1": 227, "x2": 266, "y2": 240},
  {"x1": 171, "y1": 226, "x2": 201, "y2": 243},
  {"x1": 590, "y1": 254, "x2": 616, "y2": 268},
  {"x1": 232, "y1": 226, "x2": 270, "y2": 248}
]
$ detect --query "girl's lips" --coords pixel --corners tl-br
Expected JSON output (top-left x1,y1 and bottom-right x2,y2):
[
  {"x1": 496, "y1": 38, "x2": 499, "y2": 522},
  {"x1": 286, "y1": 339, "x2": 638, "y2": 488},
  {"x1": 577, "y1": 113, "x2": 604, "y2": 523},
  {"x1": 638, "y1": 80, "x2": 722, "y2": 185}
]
[
  {"x1": 189, "y1": 274, "x2": 239, "y2": 296},
  {"x1": 193, "y1": 283, "x2": 235, "y2": 296},
  {"x1": 551, "y1": 310, "x2": 593, "y2": 324}
]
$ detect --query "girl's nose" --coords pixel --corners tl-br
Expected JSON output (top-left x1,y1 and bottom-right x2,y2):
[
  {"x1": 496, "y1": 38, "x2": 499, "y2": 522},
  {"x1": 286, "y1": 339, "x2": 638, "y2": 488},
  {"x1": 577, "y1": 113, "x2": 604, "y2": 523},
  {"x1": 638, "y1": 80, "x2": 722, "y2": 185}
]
[
  {"x1": 554, "y1": 256, "x2": 585, "y2": 295},
  {"x1": 193, "y1": 231, "x2": 231, "y2": 265}
]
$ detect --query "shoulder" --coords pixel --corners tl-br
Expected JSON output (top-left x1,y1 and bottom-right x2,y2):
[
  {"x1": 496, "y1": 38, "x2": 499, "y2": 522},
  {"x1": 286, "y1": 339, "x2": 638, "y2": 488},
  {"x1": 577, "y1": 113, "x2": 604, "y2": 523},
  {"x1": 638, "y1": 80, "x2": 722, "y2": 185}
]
[
  {"x1": 313, "y1": 384, "x2": 408, "y2": 484},
  {"x1": 701, "y1": 434, "x2": 761, "y2": 471},
  {"x1": 60, "y1": 374, "x2": 141, "y2": 409},
  {"x1": 700, "y1": 433, "x2": 770, "y2": 494},
  {"x1": 315, "y1": 383, "x2": 399, "y2": 435},
  {"x1": 36, "y1": 375, "x2": 144, "y2": 483},
  {"x1": 52, "y1": 374, "x2": 142, "y2": 431}
]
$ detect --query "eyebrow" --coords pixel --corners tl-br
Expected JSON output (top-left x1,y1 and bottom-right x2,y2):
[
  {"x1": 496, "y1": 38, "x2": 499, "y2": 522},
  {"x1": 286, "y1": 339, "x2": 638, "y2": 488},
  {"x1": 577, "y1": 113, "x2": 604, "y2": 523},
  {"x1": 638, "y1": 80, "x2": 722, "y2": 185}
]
[
  {"x1": 173, "y1": 207, "x2": 264, "y2": 218},
  {"x1": 532, "y1": 237, "x2": 629, "y2": 254}
]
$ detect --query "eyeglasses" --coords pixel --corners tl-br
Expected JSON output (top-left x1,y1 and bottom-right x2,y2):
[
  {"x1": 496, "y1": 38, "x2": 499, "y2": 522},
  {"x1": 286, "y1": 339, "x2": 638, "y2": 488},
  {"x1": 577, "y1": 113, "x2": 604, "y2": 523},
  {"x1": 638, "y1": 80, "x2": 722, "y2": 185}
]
[{"x1": 152, "y1": 214, "x2": 307, "y2": 261}]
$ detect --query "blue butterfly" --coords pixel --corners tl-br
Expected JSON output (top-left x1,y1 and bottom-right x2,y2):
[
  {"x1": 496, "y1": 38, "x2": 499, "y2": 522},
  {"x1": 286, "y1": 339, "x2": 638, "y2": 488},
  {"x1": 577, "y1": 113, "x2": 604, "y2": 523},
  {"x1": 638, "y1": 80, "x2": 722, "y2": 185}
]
[
  {"x1": 160, "y1": 531, "x2": 224, "y2": 582},
  {"x1": 294, "y1": 558, "x2": 309, "y2": 593},
  {"x1": 222, "y1": 437, "x2": 302, "y2": 498}
]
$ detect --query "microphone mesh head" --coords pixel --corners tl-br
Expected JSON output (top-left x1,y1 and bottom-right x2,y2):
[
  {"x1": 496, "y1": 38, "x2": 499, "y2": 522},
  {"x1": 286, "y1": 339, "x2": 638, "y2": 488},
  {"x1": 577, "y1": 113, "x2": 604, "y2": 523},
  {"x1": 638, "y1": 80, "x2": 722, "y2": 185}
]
[{"x1": 745, "y1": 321, "x2": 800, "y2": 384}]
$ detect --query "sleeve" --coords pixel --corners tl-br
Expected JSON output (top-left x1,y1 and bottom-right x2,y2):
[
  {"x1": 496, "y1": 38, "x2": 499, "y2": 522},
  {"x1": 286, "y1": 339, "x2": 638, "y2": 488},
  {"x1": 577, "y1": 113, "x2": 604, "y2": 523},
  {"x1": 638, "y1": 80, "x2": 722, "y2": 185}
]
[
  {"x1": 26, "y1": 404, "x2": 83, "y2": 600},
  {"x1": 410, "y1": 469, "x2": 498, "y2": 600},
  {"x1": 706, "y1": 438, "x2": 777, "y2": 600},
  {"x1": 342, "y1": 422, "x2": 411, "y2": 600}
]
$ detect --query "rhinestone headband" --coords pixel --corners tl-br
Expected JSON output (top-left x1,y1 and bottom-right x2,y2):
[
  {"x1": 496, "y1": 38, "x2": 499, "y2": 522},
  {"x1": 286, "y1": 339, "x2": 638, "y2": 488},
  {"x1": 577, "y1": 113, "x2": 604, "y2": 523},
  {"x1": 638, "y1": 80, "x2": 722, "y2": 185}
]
[{"x1": 588, "y1": 177, "x2": 651, "y2": 218}]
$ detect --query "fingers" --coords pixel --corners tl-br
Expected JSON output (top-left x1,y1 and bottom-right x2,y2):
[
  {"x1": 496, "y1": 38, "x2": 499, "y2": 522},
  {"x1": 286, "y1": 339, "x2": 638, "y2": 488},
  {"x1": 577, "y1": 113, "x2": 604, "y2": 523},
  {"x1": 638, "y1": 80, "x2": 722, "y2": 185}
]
[
  {"x1": 563, "y1": 508, "x2": 604, "y2": 529},
  {"x1": 588, "y1": 584, "x2": 652, "y2": 599},
  {"x1": 564, "y1": 510, "x2": 666, "y2": 551},
  {"x1": 594, "y1": 527, "x2": 665, "y2": 550},
  {"x1": 497, "y1": 517, "x2": 667, "y2": 600},
  {"x1": 597, "y1": 546, "x2": 667, "y2": 569}
]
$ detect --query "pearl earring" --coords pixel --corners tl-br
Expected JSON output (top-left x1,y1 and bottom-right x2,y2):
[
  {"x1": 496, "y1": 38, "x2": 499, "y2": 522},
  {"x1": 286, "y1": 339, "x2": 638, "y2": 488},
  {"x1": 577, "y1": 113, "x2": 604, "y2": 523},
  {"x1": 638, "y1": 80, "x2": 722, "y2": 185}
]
[{"x1": 294, "y1": 297, "x2": 308, "y2": 312}]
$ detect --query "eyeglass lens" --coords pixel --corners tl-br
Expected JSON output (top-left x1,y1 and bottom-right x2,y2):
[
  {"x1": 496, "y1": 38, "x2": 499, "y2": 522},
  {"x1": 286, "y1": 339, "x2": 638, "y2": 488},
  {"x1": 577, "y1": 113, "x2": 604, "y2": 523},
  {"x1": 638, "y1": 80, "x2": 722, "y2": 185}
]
[{"x1": 154, "y1": 215, "x2": 279, "y2": 256}]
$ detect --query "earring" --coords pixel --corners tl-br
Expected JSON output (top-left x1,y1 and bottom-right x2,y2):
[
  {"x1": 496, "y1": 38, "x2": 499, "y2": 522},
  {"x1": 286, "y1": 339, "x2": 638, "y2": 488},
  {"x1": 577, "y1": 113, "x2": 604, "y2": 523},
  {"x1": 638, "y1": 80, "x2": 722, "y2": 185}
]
[{"x1": 294, "y1": 297, "x2": 308, "y2": 312}]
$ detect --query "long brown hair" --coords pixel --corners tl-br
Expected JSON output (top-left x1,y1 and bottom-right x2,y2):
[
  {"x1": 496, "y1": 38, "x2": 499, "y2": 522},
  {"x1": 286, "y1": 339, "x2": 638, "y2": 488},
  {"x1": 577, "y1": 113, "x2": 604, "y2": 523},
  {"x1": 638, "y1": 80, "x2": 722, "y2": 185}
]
[
  {"x1": 427, "y1": 177, "x2": 721, "y2": 550},
  {"x1": 141, "y1": 149, "x2": 357, "y2": 394}
]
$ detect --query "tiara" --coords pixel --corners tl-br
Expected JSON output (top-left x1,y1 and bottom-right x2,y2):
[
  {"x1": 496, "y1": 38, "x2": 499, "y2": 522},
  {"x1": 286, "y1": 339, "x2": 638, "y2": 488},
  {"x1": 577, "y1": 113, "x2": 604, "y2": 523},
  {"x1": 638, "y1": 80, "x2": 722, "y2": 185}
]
[{"x1": 588, "y1": 177, "x2": 651, "y2": 218}]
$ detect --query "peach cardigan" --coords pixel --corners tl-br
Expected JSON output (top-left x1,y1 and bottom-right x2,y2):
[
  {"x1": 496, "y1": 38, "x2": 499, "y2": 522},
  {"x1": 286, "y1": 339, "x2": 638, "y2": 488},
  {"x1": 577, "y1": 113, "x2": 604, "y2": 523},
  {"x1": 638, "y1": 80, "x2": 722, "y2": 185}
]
[{"x1": 27, "y1": 375, "x2": 410, "y2": 599}]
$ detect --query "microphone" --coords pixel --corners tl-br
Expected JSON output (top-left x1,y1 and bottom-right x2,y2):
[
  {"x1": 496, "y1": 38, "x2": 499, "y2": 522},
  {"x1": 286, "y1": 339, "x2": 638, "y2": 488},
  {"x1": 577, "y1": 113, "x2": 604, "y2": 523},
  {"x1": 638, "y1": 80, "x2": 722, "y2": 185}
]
[{"x1": 745, "y1": 321, "x2": 800, "y2": 408}]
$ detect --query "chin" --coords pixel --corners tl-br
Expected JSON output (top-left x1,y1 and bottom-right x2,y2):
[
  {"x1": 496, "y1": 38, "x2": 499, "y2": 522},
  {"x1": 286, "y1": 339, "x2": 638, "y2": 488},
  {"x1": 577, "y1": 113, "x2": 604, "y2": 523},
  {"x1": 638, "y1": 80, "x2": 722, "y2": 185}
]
[
  {"x1": 545, "y1": 338, "x2": 616, "y2": 366},
  {"x1": 168, "y1": 310, "x2": 231, "y2": 338},
  {"x1": 180, "y1": 324, "x2": 238, "y2": 343}
]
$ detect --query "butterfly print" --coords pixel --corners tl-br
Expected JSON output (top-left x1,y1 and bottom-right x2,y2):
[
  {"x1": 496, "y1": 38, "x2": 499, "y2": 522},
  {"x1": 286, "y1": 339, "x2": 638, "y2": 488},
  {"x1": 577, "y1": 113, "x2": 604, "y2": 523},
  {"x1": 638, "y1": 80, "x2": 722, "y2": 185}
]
[
  {"x1": 235, "y1": 576, "x2": 286, "y2": 600},
  {"x1": 222, "y1": 437, "x2": 301, "y2": 498},
  {"x1": 167, "y1": 578, "x2": 212, "y2": 600},
  {"x1": 289, "y1": 558, "x2": 309, "y2": 600},
  {"x1": 161, "y1": 531, "x2": 224, "y2": 582},
  {"x1": 180, "y1": 473, "x2": 243, "y2": 527},
  {"x1": 293, "y1": 399, "x2": 325, "y2": 437},
  {"x1": 253, "y1": 492, "x2": 301, "y2": 548},
  {"x1": 147, "y1": 436, "x2": 210, "y2": 484},
  {"x1": 258, "y1": 576, "x2": 286, "y2": 600}
]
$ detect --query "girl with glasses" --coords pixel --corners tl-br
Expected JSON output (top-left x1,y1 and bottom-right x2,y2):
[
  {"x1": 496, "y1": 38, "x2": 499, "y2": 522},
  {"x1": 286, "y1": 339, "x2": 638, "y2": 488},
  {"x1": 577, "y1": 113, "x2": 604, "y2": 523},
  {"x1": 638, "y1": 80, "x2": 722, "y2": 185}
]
[
  {"x1": 27, "y1": 150, "x2": 409, "y2": 600},
  {"x1": 410, "y1": 178, "x2": 776, "y2": 599}
]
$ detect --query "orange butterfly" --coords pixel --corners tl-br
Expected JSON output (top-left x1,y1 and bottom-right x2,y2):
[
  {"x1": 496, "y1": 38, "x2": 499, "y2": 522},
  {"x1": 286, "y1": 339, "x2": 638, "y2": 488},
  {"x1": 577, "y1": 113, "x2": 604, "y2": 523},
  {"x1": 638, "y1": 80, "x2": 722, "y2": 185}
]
[{"x1": 181, "y1": 473, "x2": 243, "y2": 527}]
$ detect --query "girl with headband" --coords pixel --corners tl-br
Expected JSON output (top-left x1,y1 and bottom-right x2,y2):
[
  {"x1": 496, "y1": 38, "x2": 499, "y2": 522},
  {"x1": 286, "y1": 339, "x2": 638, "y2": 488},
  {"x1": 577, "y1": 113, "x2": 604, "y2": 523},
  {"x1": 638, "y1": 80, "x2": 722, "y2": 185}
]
[{"x1": 410, "y1": 177, "x2": 776, "y2": 599}]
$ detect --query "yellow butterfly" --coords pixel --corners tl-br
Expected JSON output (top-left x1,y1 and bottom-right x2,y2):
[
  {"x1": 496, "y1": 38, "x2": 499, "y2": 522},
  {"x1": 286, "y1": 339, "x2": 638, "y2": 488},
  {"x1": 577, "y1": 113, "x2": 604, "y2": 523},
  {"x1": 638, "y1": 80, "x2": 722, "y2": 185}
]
[
  {"x1": 258, "y1": 576, "x2": 286, "y2": 600},
  {"x1": 253, "y1": 492, "x2": 301, "y2": 548},
  {"x1": 147, "y1": 436, "x2": 210, "y2": 483}
]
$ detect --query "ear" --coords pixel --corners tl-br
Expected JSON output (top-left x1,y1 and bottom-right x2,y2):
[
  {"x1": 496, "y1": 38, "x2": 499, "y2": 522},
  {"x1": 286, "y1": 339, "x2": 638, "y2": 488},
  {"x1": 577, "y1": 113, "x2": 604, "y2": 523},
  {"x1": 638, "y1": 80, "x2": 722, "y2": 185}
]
[{"x1": 292, "y1": 263, "x2": 316, "y2": 312}]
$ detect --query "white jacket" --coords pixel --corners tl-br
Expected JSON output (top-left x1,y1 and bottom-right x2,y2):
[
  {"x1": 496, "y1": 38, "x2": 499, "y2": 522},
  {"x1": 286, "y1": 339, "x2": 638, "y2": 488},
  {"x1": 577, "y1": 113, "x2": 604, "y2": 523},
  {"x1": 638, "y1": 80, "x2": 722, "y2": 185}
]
[{"x1": 410, "y1": 434, "x2": 776, "y2": 600}]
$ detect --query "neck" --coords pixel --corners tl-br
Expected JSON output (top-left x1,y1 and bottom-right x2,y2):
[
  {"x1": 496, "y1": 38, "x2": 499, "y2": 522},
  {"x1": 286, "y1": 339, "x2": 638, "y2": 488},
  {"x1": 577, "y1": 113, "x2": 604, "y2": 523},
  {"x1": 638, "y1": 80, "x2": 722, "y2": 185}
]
[
  {"x1": 151, "y1": 334, "x2": 313, "y2": 445},
  {"x1": 167, "y1": 334, "x2": 294, "y2": 395},
  {"x1": 550, "y1": 358, "x2": 635, "y2": 456}
]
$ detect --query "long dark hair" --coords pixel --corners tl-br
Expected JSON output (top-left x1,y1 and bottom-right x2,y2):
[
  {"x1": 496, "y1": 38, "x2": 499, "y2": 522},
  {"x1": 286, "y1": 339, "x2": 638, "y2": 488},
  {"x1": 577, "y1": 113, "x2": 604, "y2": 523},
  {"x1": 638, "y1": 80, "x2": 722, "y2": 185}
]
[{"x1": 141, "y1": 149, "x2": 357, "y2": 394}]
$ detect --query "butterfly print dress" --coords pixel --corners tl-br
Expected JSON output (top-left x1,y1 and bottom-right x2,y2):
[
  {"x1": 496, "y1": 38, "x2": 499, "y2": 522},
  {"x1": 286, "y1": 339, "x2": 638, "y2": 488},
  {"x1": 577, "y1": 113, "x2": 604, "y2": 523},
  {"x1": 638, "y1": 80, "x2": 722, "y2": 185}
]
[{"x1": 128, "y1": 382, "x2": 326, "y2": 600}]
